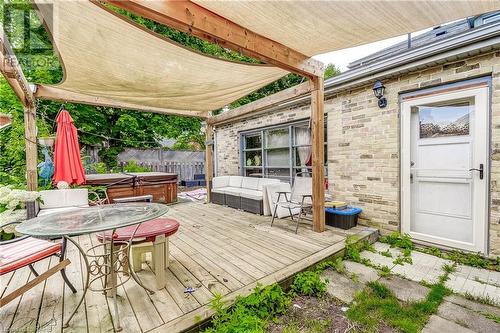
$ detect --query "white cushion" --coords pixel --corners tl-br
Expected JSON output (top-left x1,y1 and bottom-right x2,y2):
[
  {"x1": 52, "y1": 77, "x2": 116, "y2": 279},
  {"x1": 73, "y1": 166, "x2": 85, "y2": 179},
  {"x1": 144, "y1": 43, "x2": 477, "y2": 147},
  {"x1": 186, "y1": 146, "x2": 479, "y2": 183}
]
[
  {"x1": 37, "y1": 206, "x2": 87, "y2": 217},
  {"x1": 64, "y1": 189, "x2": 89, "y2": 207},
  {"x1": 212, "y1": 176, "x2": 230, "y2": 189},
  {"x1": 241, "y1": 177, "x2": 260, "y2": 190},
  {"x1": 257, "y1": 178, "x2": 280, "y2": 191},
  {"x1": 39, "y1": 190, "x2": 66, "y2": 209},
  {"x1": 228, "y1": 176, "x2": 243, "y2": 188},
  {"x1": 40, "y1": 189, "x2": 89, "y2": 209},
  {"x1": 239, "y1": 188, "x2": 263, "y2": 200},
  {"x1": 266, "y1": 183, "x2": 301, "y2": 218},
  {"x1": 223, "y1": 187, "x2": 242, "y2": 196}
]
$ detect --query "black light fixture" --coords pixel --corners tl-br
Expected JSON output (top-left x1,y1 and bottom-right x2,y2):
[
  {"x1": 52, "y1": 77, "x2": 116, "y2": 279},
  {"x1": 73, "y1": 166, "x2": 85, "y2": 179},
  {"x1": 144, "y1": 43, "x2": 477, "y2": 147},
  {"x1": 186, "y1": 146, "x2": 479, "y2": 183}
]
[{"x1": 373, "y1": 80, "x2": 387, "y2": 108}]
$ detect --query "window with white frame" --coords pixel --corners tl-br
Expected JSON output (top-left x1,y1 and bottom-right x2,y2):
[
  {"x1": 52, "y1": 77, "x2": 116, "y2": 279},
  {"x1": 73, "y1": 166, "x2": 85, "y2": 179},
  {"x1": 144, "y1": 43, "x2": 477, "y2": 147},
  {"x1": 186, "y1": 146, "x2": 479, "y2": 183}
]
[{"x1": 240, "y1": 119, "x2": 327, "y2": 183}]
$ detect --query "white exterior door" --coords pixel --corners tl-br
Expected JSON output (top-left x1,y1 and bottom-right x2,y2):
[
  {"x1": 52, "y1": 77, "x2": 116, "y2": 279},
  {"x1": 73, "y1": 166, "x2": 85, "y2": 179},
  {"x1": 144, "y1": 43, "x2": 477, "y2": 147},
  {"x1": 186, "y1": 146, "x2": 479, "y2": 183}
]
[{"x1": 401, "y1": 84, "x2": 489, "y2": 253}]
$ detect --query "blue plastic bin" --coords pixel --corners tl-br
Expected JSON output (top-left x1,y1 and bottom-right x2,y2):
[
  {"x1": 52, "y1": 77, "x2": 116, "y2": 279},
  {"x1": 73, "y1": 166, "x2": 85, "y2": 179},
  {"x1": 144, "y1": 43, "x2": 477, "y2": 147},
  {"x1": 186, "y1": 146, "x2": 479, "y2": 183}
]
[{"x1": 325, "y1": 206, "x2": 362, "y2": 230}]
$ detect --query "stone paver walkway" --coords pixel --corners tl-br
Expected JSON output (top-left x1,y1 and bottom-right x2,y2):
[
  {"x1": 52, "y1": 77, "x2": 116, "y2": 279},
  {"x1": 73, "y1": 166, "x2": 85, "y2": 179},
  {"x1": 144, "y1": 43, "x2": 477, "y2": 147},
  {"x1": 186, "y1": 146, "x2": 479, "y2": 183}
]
[
  {"x1": 361, "y1": 242, "x2": 500, "y2": 304},
  {"x1": 322, "y1": 241, "x2": 500, "y2": 333}
]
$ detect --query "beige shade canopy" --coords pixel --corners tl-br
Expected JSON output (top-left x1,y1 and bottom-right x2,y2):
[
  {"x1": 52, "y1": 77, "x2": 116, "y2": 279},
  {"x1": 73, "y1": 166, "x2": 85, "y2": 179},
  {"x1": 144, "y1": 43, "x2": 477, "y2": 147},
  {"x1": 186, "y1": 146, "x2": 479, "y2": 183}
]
[
  {"x1": 33, "y1": 0, "x2": 500, "y2": 117},
  {"x1": 34, "y1": 0, "x2": 288, "y2": 116},
  {"x1": 194, "y1": 0, "x2": 500, "y2": 57}
]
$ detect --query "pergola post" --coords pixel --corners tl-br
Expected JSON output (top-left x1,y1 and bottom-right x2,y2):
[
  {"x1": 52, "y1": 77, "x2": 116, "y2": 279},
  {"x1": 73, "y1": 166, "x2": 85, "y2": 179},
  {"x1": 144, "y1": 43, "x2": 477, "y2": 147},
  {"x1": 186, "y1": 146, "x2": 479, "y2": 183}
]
[
  {"x1": 24, "y1": 105, "x2": 38, "y2": 191},
  {"x1": 310, "y1": 76, "x2": 325, "y2": 232},
  {"x1": 205, "y1": 122, "x2": 214, "y2": 203}
]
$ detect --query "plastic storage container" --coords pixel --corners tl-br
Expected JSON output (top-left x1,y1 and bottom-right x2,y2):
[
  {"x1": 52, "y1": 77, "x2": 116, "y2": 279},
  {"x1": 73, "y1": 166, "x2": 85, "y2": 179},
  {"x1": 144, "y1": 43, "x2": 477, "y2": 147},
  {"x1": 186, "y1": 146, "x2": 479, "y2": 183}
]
[{"x1": 325, "y1": 206, "x2": 362, "y2": 230}]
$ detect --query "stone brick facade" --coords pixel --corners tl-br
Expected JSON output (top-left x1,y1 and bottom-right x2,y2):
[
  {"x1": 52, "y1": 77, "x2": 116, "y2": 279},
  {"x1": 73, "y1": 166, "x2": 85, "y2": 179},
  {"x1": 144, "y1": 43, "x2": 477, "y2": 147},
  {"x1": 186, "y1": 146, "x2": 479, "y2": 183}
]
[{"x1": 214, "y1": 50, "x2": 500, "y2": 256}]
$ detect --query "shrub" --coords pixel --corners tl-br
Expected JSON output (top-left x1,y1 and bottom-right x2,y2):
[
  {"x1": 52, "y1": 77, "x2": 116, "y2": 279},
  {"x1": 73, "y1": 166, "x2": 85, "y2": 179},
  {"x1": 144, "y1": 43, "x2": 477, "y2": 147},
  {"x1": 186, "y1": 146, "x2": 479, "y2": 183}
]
[{"x1": 290, "y1": 271, "x2": 327, "y2": 297}]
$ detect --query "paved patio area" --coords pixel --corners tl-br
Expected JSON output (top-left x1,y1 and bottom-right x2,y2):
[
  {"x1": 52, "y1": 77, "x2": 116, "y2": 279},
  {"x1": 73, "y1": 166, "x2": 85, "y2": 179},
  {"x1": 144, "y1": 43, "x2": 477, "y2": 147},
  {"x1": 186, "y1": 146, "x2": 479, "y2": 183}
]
[
  {"x1": 323, "y1": 242, "x2": 500, "y2": 333},
  {"x1": 0, "y1": 202, "x2": 375, "y2": 333}
]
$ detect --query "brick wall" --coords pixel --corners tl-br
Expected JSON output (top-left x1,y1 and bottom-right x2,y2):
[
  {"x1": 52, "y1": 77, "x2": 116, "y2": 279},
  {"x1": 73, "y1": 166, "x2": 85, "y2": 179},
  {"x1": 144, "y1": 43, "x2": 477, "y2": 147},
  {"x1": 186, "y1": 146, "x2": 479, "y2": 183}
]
[{"x1": 215, "y1": 50, "x2": 500, "y2": 256}]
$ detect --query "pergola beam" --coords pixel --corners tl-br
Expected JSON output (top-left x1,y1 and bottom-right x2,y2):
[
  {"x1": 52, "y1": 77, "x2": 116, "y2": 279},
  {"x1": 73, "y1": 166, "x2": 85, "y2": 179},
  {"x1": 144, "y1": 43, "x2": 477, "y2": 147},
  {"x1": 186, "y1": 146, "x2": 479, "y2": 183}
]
[
  {"x1": 104, "y1": 0, "x2": 324, "y2": 79},
  {"x1": 35, "y1": 85, "x2": 208, "y2": 118},
  {"x1": 0, "y1": 27, "x2": 35, "y2": 107},
  {"x1": 208, "y1": 81, "x2": 312, "y2": 125}
]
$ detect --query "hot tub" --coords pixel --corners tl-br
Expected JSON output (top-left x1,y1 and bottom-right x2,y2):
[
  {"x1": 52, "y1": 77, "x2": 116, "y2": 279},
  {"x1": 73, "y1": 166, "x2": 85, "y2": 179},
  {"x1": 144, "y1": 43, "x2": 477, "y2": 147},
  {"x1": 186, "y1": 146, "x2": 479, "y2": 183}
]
[{"x1": 85, "y1": 172, "x2": 178, "y2": 203}]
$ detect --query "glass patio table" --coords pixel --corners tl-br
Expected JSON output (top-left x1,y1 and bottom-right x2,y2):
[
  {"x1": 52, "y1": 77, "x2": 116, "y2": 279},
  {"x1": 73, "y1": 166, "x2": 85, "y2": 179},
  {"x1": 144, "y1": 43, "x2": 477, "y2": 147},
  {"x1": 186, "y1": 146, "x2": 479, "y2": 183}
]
[{"x1": 16, "y1": 202, "x2": 169, "y2": 332}]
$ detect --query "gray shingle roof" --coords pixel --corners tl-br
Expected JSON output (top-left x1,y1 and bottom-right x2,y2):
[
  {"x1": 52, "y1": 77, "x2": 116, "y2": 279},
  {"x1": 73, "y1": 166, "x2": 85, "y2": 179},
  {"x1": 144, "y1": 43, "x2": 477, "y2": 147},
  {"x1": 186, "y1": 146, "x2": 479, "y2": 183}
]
[{"x1": 347, "y1": 19, "x2": 473, "y2": 70}]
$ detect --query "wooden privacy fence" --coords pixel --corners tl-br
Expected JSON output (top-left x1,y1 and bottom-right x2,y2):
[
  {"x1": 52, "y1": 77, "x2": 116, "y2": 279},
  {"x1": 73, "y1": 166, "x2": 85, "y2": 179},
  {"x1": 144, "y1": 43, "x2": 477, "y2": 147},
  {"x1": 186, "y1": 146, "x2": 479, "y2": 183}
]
[{"x1": 117, "y1": 161, "x2": 205, "y2": 183}]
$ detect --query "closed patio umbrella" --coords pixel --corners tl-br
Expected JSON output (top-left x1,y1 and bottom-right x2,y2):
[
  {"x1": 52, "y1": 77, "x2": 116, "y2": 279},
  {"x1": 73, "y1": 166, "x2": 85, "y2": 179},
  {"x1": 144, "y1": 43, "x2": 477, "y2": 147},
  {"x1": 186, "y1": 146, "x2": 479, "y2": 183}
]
[{"x1": 52, "y1": 110, "x2": 86, "y2": 185}]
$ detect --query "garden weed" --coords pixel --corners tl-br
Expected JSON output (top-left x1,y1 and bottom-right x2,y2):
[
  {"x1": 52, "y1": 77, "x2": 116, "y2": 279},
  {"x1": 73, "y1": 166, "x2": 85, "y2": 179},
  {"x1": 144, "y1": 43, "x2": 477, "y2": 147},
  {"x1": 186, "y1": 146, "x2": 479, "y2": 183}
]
[{"x1": 290, "y1": 271, "x2": 327, "y2": 297}]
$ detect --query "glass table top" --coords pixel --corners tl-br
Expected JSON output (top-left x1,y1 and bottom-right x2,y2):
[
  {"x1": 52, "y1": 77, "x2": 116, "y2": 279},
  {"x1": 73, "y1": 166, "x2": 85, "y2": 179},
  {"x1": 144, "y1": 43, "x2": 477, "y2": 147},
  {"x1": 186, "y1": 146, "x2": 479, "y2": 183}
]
[{"x1": 16, "y1": 203, "x2": 169, "y2": 237}]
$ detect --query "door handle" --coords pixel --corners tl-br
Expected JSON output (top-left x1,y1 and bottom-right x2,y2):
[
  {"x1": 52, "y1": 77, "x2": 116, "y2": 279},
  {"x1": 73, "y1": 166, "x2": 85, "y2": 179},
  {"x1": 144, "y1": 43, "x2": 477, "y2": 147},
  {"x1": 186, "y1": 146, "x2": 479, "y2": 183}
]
[{"x1": 469, "y1": 164, "x2": 484, "y2": 180}]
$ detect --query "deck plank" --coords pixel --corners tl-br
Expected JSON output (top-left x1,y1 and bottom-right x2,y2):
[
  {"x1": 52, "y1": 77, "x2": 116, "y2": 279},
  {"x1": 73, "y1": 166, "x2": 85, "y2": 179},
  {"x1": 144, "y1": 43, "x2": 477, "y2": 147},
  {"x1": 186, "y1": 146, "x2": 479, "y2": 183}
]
[
  {"x1": 78, "y1": 234, "x2": 115, "y2": 333},
  {"x1": 169, "y1": 244, "x2": 231, "y2": 296},
  {"x1": 172, "y1": 210, "x2": 290, "y2": 269},
  {"x1": 10, "y1": 259, "x2": 50, "y2": 332},
  {"x1": 2, "y1": 201, "x2": 364, "y2": 333},
  {"x1": 1, "y1": 259, "x2": 32, "y2": 331},
  {"x1": 169, "y1": 238, "x2": 244, "y2": 291},
  {"x1": 36, "y1": 255, "x2": 64, "y2": 333}
]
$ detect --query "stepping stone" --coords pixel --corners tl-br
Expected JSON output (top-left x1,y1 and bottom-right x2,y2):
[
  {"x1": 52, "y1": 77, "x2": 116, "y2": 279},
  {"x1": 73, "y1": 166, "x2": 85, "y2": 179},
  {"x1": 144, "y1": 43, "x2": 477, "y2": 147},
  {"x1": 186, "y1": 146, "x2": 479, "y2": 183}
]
[
  {"x1": 344, "y1": 260, "x2": 379, "y2": 283},
  {"x1": 379, "y1": 276, "x2": 429, "y2": 302},
  {"x1": 437, "y1": 301, "x2": 500, "y2": 333},
  {"x1": 360, "y1": 250, "x2": 395, "y2": 268},
  {"x1": 321, "y1": 269, "x2": 363, "y2": 304},
  {"x1": 422, "y1": 315, "x2": 476, "y2": 333},
  {"x1": 445, "y1": 294, "x2": 500, "y2": 317}
]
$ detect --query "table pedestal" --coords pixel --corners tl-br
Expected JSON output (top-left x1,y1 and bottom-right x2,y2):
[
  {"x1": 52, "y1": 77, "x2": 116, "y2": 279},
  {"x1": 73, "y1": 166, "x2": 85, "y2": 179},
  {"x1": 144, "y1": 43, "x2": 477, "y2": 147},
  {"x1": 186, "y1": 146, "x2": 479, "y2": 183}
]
[{"x1": 63, "y1": 226, "x2": 155, "y2": 331}]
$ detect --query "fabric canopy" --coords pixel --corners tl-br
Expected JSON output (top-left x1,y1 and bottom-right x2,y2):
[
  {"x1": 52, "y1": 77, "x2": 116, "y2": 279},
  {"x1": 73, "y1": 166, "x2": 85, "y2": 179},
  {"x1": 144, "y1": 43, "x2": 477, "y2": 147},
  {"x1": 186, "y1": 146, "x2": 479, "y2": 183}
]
[
  {"x1": 33, "y1": 0, "x2": 500, "y2": 117},
  {"x1": 34, "y1": 0, "x2": 287, "y2": 115},
  {"x1": 194, "y1": 0, "x2": 500, "y2": 57}
]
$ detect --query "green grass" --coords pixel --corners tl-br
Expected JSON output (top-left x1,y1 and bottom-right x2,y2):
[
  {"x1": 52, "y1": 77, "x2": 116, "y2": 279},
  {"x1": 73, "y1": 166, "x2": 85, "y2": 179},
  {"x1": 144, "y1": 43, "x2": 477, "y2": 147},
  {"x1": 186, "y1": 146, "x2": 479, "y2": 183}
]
[
  {"x1": 463, "y1": 292, "x2": 498, "y2": 306},
  {"x1": 347, "y1": 281, "x2": 451, "y2": 333}
]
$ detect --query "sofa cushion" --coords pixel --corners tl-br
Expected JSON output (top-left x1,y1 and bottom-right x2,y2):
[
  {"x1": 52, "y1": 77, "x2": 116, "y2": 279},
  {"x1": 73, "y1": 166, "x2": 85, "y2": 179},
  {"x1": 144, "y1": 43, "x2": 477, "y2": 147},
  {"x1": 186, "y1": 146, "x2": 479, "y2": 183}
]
[
  {"x1": 40, "y1": 189, "x2": 88, "y2": 209},
  {"x1": 223, "y1": 187, "x2": 242, "y2": 196},
  {"x1": 64, "y1": 189, "x2": 89, "y2": 207},
  {"x1": 241, "y1": 177, "x2": 260, "y2": 190},
  {"x1": 257, "y1": 178, "x2": 280, "y2": 191},
  {"x1": 37, "y1": 206, "x2": 87, "y2": 217},
  {"x1": 39, "y1": 190, "x2": 65, "y2": 209},
  {"x1": 239, "y1": 188, "x2": 263, "y2": 200},
  {"x1": 228, "y1": 176, "x2": 244, "y2": 188},
  {"x1": 212, "y1": 176, "x2": 230, "y2": 189}
]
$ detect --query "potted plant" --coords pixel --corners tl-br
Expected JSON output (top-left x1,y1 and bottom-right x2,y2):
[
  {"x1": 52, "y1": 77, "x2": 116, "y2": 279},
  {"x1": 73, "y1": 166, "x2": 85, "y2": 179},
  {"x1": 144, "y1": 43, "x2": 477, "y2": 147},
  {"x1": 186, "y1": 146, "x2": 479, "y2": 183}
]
[{"x1": 38, "y1": 136, "x2": 56, "y2": 148}]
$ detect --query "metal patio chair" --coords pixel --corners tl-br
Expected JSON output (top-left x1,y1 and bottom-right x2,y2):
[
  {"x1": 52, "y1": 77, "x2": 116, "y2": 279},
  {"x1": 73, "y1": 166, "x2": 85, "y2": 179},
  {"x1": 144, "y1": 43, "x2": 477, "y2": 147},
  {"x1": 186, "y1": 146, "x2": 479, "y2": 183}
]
[
  {"x1": 270, "y1": 174, "x2": 312, "y2": 233},
  {"x1": 0, "y1": 221, "x2": 76, "y2": 307}
]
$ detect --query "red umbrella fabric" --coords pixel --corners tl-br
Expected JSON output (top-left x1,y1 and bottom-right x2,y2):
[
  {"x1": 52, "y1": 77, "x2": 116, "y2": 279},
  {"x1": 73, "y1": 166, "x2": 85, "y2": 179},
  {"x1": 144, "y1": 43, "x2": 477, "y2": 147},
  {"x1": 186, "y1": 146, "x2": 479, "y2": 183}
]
[{"x1": 52, "y1": 110, "x2": 86, "y2": 185}]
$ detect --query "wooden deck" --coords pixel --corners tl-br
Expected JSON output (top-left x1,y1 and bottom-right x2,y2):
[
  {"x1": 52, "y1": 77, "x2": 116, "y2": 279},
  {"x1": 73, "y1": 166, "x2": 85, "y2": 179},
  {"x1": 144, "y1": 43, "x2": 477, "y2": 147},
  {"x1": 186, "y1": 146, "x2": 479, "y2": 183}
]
[{"x1": 1, "y1": 202, "x2": 375, "y2": 333}]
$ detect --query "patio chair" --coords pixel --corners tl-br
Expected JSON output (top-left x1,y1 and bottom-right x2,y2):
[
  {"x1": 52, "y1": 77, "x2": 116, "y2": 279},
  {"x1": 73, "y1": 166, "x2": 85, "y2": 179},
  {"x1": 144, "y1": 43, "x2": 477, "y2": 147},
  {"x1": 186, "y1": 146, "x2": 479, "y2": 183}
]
[
  {"x1": 0, "y1": 222, "x2": 76, "y2": 307},
  {"x1": 268, "y1": 174, "x2": 312, "y2": 233}
]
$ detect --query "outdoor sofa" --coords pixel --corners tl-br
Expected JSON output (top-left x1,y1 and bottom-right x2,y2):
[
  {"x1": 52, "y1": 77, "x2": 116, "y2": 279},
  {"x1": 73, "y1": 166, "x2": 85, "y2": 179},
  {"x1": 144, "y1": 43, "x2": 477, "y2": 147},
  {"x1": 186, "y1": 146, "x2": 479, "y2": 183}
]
[{"x1": 211, "y1": 176, "x2": 280, "y2": 215}]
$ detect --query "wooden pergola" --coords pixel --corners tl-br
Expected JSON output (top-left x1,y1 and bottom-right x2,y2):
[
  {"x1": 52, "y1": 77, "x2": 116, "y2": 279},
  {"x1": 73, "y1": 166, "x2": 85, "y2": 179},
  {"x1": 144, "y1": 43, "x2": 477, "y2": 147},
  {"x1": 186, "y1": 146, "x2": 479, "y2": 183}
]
[
  {"x1": 0, "y1": 1, "x2": 326, "y2": 232},
  {"x1": 2, "y1": 0, "x2": 498, "y2": 233}
]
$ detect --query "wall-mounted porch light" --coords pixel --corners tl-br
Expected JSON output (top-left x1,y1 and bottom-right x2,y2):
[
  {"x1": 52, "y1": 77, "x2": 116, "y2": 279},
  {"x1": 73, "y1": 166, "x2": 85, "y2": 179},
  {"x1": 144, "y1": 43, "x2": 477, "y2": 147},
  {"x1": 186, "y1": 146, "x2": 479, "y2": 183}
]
[{"x1": 372, "y1": 80, "x2": 387, "y2": 108}]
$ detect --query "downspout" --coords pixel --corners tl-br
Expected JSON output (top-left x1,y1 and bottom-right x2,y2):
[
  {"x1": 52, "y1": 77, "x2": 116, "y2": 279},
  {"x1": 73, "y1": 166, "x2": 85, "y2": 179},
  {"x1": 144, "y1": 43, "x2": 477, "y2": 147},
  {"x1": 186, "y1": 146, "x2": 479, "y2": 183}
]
[{"x1": 213, "y1": 127, "x2": 218, "y2": 177}]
